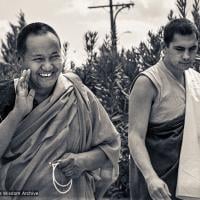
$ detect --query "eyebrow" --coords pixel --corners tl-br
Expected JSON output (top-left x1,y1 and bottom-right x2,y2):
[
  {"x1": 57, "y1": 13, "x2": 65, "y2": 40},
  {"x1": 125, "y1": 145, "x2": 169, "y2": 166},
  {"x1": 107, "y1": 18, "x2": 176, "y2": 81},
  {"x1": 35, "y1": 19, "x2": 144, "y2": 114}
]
[
  {"x1": 31, "y1": 54, "x2": 44, "y2": 57},
  {"x1": 30, "y1": 51, "x2": 60, "y2": 57},
  {"x1": 173, "y1": 45, "x2": 197, "y2": 49},
  {"x1": 189, "y1": 45, "x2": 198, "y2": 49},
  {"x1": 51, "y1": 51, "x2": 60, "y2": 55}
]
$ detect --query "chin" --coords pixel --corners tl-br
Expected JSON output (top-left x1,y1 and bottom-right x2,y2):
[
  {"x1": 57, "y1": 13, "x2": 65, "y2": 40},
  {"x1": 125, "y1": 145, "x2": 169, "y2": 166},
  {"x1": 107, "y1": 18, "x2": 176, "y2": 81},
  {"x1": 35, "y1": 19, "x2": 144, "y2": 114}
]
[
  {"x1": 36, "y1": 80, "x2": 56, "y2": 91},
  {"x1": 184, "y1": 65, "x2": 190, "y2": 70},
  {"x1": 42, "y1": 82, "x2": 56, "y2": 89},
  {"x1": 178, "y1": 64, "x2": 190, "y2": 70}
]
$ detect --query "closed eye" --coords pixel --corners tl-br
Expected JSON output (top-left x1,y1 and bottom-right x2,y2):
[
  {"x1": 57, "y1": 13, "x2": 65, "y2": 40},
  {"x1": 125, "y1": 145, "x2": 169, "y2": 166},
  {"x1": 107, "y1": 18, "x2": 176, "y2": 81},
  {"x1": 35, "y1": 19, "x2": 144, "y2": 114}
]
[
  {"x1": 174, "y1": 47, "x2": 185, "y2": 51},
  {"x1": 189, "y1": 46, "x2": 197, "y2": 51},
  {"x1": 32, "y1": 57, "x2": 44, "y2": 62},
  {"x1": 50, "y1": 54, "x2": 61, "y2": 61}
]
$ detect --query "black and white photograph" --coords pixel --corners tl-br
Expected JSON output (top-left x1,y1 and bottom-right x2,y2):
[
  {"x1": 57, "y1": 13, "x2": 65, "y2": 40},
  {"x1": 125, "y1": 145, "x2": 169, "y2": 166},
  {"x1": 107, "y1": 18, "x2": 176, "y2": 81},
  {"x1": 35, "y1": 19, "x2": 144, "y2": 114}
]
[{"x1": 0, "y1": 0, "x2": 200, "y2": 199}]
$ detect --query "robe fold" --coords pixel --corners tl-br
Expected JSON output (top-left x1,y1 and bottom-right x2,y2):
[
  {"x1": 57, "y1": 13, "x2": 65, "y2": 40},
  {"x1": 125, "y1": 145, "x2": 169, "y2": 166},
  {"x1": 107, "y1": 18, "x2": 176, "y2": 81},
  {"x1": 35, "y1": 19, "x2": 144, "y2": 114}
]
[{"x1": 176, "y1": 69, "x2": 200, "y2": 200}]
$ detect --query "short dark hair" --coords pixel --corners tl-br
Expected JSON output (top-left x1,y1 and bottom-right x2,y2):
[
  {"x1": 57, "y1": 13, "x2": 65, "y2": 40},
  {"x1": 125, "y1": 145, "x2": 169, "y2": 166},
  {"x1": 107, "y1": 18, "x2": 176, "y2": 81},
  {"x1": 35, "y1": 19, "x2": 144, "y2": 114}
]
[
  {"x1": 164, "y1": 18, "x2": 199, "y2": 47},
  {"x1": 17, "y1": 22, "x2": 61, "y2": 56}
]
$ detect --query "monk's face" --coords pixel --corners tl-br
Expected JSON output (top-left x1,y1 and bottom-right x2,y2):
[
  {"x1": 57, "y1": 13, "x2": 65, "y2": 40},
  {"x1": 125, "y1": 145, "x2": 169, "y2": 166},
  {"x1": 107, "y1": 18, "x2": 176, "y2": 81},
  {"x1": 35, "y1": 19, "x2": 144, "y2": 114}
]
[
  {"x1": 163, "y1": 33, "x2": 198, "y2": 71},
  {"x1": 21, "y1": 32, "x2": 63, "y2": 93}
]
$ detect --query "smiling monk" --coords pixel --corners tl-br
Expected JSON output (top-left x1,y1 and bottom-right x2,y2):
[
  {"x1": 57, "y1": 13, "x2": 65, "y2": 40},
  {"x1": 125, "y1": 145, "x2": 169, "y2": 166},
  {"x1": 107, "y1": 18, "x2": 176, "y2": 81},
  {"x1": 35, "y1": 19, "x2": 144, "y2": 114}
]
[{"x1": 0, "y1": 22, "x2": 120, "y2": 200}]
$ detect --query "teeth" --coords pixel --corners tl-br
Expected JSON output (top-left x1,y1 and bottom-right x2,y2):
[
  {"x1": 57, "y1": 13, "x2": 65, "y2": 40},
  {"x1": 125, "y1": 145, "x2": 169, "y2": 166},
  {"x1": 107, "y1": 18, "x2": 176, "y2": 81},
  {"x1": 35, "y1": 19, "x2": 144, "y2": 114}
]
[{"x1": 40, "y1": 73, "x2": 52, "y2": 77}]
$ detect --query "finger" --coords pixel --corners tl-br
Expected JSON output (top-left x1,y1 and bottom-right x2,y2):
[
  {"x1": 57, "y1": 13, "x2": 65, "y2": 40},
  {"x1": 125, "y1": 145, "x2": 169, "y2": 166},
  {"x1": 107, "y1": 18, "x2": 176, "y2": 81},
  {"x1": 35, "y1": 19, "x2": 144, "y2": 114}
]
[
  {"x1": 159, "y1": 187, "x2": 171, "y2": 200},
  {"x1": 64, "y1": 168, "x2": 81, "y2": 179},
  {"x1": 62, "y1": 164, "x2": 74, "y2": 174},
  {"x1": 21, "y1": 70, "x2": 27, "y2": 80},
  {"x1": 28, "y1": 89, "x2": 35, "y2": 101},
  {"x1": 21, "y1": 69, "x2": 26, "y2": 77},
  {"x1": 164, "y1": 184, "x2": 171, "y2": 197},
  {"x1": 58, "y1": 158, "x2": 74, "y2": 168},
  {"x1": 23, "y1": 70, "x2": 29, "y2": 89},
  {"x1": 64, "y1": 170, "x2": 74, "y2": 177},
  {"x1": 151, "y1": 189, "x2": 164, "y2": 200},
  {"x1": 25, "y1": 69, "x2": 31, "y2": 84},
  {"x1": 16, "y1": 77, "x2": 25, "y2": 94},
  {"x1": 60, "y1": 162, "x2": 74, "y2": 175},
  {"x1": 19, "y1": 73, "x2": 25, "y2": 85},
  {"x1": 150, "y1": 192, "x2": 161, "y2": 200},
  {"x1": 19, "y1": 70, "x2": 27, "y2": 89}
]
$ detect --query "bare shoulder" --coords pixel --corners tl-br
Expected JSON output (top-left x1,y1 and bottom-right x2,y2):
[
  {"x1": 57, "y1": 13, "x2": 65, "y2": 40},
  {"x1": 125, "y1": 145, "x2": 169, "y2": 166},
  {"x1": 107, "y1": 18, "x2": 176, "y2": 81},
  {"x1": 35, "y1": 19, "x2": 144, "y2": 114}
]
[
  {"x1": 129, "y1": 75, "x2": 156, "y2": 136},
  {"x1": 130, "y1": 75, "x2": 157, "y2": 101}
]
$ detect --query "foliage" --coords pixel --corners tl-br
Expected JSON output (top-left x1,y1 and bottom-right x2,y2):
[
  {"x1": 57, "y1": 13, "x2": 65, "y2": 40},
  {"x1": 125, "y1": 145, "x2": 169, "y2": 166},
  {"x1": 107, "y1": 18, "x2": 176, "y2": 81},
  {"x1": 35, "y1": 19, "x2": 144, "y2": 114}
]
[
  {"x1": 0, "y1": 62, "x2": 19, "y2": 80},
  {"x1": 0, "y1": 11, "x2": 26, "y2": 80},
  {"x1": 192, "y1": 0, "x2": 200, "y2": 71},
  {"x1": 62, "y1": 41, "x2": 69, "y2": 69},
  {"x1": 177, "y1": 0, "x2": 187, "y2": 18}
]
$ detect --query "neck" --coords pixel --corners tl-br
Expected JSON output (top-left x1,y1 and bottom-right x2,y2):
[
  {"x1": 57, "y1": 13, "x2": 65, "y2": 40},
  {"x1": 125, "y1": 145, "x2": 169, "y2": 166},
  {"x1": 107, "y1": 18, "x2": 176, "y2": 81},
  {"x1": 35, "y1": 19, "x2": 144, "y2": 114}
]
[
  {"x1": 34, "y1": 89, "x2": 52, "y2": 104},
  {"x1": 29, "y1": 82, "x2": 54, "y2": 104}
]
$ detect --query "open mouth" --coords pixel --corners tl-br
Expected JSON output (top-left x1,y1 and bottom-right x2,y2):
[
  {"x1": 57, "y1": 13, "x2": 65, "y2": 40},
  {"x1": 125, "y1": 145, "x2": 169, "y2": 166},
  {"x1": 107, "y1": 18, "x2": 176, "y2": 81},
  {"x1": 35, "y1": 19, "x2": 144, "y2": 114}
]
[{"x1": 39, "y1": 73, "x2": 53, "y2": 77}]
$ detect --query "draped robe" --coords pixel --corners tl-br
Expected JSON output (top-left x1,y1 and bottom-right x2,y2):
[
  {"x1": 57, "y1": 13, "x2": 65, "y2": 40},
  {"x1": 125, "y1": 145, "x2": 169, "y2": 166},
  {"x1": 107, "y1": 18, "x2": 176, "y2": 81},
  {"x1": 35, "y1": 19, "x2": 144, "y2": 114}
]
[{"x1": 0, "y1": 73, "x2": 120, "y2": 200}]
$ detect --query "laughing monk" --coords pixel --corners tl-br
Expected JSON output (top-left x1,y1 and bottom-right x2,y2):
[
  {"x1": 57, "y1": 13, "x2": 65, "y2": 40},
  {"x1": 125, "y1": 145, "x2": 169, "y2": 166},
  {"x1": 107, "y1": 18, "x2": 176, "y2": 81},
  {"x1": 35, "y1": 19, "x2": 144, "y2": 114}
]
[{"x1": 0, "y1": 22, "x2": 120, "y2": 200}]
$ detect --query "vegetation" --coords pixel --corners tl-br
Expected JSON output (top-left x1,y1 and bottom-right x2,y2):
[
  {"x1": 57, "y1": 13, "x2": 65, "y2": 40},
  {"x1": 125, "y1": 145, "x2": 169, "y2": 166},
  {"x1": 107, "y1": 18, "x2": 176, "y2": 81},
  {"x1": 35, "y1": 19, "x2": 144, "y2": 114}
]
[
  {"x1": 1, "y1": 0, "x2": 200, "y2": 198},
  {"x1": 0, "y1": 11, "x2": 26, "y2": 79}
]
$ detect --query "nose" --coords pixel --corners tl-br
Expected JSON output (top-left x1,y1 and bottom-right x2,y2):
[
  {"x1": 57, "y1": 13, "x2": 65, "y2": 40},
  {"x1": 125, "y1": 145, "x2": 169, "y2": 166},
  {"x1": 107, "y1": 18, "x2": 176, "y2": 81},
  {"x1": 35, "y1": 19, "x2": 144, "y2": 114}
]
[
  {"x1": 41, "y1": 60, "x2": 53, "y2": 71},
  {"x1": 183, "y1": 50, "x2": 190, "y2": 61}
]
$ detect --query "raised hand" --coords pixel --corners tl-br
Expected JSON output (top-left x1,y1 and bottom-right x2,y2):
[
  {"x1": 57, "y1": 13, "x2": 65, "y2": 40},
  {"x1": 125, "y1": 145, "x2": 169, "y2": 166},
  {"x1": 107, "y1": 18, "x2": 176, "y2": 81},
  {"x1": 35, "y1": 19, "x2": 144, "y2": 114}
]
[
  {"x1": 146, "y1": 176, "x2": 172, "y2": 200},
  {"x1": 14, "y1": 69, "x2": 35, "y2": 119}
]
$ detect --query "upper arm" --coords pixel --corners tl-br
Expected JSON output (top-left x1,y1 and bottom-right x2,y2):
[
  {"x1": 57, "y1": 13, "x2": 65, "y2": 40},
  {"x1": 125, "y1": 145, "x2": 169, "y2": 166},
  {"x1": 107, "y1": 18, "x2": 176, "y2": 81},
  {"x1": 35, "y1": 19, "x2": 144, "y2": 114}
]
[{"x1": 128, "y1": 75, "x2": 157, "y2": 141}]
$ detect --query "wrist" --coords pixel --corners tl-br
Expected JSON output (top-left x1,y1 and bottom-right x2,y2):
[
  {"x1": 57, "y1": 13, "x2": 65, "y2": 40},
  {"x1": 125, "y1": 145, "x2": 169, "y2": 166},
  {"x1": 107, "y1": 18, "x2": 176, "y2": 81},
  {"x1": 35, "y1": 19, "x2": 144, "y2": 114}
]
[
  {"x1": 144, "y1": 173, "x2": 159, "y2": 184},
  {"x1": 76, "y1": 153, "x2": 87, "y2": 172},
  {"x1": 11, "y1": 108, "x2": 25, "y2": 121}
]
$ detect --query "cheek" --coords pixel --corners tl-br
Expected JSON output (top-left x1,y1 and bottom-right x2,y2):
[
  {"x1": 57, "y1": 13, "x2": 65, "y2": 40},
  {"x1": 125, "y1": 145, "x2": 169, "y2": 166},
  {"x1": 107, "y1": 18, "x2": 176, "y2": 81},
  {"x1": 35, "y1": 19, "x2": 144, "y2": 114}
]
[
  {"x1": 26, "y1": 62, "x2": 40, "y2": 72},
  {"x1": 169, "y1": 54, "x2": 181, "y2": 64},
  {"x1": 171, "y1": 51, "x2": 182, "y2": 59},
  {"x1": 191, "y1": 51, "x2": 198, "y2": 57},
  {"x1": 30, "y1": 73, "x2": 37, "y2": 82},
  {"x1": 56, "y1": 63, "x2": 63, "y2": 71}
]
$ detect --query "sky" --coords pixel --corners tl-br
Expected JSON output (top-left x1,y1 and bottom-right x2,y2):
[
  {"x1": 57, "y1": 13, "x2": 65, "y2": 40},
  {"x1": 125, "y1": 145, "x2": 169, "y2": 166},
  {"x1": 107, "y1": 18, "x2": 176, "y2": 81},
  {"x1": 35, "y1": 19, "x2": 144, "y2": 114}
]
[{"x1": 0, "y1": 0, "x2": 195, "y2": 66}]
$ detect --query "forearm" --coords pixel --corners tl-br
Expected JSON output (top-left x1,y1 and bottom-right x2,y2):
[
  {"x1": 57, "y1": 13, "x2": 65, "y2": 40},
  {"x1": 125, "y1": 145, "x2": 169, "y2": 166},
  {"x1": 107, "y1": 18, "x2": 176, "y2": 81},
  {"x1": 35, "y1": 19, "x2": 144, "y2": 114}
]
[
  {"x1": 78, "y1": 147, "x2": 108, "y2": 172},
  {"x1": 0, "y1": 109, "x2": 23, "y2": 158},
  {"x1": 129, "y1": 135, "x2": 158, "y2": 181}
]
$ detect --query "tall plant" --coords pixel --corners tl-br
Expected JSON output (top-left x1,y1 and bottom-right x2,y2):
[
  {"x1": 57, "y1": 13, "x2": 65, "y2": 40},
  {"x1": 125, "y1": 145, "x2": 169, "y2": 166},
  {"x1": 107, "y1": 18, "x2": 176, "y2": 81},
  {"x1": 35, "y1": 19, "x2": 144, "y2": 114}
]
[{"x1": 0, "y1": 10, "x2": 26, "y2": 79}]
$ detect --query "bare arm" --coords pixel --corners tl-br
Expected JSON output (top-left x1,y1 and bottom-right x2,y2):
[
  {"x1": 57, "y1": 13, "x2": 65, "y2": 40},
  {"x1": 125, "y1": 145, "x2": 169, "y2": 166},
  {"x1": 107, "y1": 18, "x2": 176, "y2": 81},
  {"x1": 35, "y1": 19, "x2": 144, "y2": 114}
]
[
  {"x1": 128, "y1": 76, "x2": 157, "y2": 180},
  {"x1": 128, "y1": 75, "x2": 171, "y2": 200},
  {"x1": 0, "y1": 69, "x2": 35, "y2": 158}
]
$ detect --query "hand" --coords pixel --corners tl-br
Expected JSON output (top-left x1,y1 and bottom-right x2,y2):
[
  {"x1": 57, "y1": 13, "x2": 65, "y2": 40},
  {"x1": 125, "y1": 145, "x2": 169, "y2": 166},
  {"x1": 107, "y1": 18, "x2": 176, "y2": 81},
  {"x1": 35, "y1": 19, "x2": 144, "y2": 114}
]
[
  {"x1": 58, "y1": 153, "x2": 86, "y2": 179},
  {"x1": 14, "y1": 69, "x2": 35, "y2": 119},
  {"x1": 146, "y1": 176, "x2": 172, "y2": 200}
]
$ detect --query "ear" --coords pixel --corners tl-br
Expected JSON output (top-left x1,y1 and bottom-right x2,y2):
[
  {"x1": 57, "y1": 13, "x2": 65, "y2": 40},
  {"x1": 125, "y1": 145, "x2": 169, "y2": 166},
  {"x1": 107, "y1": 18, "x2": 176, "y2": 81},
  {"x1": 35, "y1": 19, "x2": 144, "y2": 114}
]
[
  {"x1": 162, "y1": 44, "x2": 168, "y2": 56},
  {"x1": 18, "y1": 55, "x2": 26, "y2": 72}
]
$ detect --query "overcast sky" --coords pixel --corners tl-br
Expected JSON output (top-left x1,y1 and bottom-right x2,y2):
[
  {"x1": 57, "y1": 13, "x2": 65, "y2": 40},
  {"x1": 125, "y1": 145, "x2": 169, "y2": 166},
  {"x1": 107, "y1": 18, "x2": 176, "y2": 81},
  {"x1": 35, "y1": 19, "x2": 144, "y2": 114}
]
[{"x1": 0, "y1": 0, "x2": 195, "y2": 66}]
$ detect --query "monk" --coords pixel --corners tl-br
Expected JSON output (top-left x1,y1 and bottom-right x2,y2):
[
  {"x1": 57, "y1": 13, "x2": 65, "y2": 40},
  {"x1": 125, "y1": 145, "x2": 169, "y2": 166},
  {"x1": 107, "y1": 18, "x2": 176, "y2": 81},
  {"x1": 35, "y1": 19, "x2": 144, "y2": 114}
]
[
  {"x1": 128, "y1": 18, "x2": 199, "y2": 200},
  {"x1": 0, "y1": 22, "x2": 120, "y2": 200}
]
